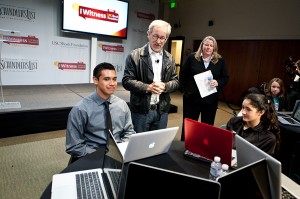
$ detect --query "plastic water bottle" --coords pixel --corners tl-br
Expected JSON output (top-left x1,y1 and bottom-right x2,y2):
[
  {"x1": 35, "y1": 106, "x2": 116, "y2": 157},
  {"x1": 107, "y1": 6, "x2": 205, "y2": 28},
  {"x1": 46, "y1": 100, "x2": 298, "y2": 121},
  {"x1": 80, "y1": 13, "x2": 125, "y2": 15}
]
[
  {"x1": 207, "y1": 74, "x2": 213, "y2": 90},
  {"x1": 207, "y1": 75, "x2": 213, "y2": 82},
  {"x1": 209, "y1": 156, "x2": 222, "y2": 180},
  {"x1": 218, "y1": 164, "x2": 229, "y2": 178}
]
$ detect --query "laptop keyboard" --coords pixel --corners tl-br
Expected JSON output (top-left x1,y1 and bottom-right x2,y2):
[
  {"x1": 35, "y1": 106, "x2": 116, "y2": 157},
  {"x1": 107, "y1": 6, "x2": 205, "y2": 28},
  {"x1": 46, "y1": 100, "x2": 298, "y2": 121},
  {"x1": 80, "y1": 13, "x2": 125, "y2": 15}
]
[
  {"x1": 284, "y1": 117, "x2": 299, "y2": 124},
  {"x1": 184, "y1": 150, "x2": 212, "y2": 163},
  {"x1": 76, "y1": 171, "x2": 105, "y2": 199},
  {"x1": 74, "y1": 161, "x2": 298, "y2": 199},
  {"x1": 282, "y1": 187, "x2": 297, "y2": 199},
  {"x1": 277, "y1": 112, "x2": 292, "y2": 117},
  {"x1": 107, "y1": 170, "x2": 121, "y2": 196}
]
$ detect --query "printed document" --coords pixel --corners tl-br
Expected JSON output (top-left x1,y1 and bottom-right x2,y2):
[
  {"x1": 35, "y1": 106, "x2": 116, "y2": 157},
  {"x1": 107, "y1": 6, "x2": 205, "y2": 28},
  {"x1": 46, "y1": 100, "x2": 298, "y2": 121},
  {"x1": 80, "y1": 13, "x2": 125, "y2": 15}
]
[{"x1": 193, "y1": 70, "x2": 217, "y2": 98}]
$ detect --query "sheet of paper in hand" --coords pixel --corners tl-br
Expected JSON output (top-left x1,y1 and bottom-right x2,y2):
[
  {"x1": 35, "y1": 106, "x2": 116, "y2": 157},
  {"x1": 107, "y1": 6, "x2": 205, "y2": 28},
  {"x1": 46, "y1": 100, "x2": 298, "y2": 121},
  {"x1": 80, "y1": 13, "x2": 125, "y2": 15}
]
[{"x1": 193, "y1": 70, "x2": 217, "y2": 98}]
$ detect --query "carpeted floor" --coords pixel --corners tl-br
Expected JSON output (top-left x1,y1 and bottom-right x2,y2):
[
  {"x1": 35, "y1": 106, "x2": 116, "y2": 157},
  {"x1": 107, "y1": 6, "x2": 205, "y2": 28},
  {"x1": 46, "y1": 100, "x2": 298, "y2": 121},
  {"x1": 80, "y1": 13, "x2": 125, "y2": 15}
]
[{"x1": 0, "y1": 135, "x2": 68, "y2": 199}]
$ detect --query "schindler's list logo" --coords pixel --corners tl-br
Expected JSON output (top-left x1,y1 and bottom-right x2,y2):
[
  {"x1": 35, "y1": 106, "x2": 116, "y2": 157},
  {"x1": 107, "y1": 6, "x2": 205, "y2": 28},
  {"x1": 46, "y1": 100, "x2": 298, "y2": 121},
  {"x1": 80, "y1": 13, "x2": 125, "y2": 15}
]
[
  {"x1": 54, "y1": 61, "x2": 86, "y2": 70},
  {"x1": 1, "y1": 34, "x2": 39, "y2": 46},
  {"x1": 0, "y1": 59, "x2": 38, "y2": 72},
  {"x1": 0, "y1": 4, "x2": 36, "y2": 21},
  {"x1": 72, "y1": 3, "x2": 119, "y2": 23}
]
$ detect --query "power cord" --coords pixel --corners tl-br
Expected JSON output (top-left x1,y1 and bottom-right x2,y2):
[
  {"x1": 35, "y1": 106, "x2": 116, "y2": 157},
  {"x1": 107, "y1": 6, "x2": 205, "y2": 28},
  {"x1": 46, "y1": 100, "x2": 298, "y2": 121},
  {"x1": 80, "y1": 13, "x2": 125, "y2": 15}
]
[{"x1": 220, "y1": 88, "x2": 241, "y2": 114}]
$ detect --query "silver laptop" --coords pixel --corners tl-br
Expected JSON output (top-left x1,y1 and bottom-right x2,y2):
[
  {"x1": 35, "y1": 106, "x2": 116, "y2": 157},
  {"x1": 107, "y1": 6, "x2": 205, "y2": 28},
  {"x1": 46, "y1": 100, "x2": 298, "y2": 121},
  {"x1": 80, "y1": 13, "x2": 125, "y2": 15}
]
[
  {"x1": 51, "y1": 130, "x2": 124, "y2": 199},
  {"x1": 117, "y1": 127, "x2": 179, "y2": 163},
  {"x1": 235, "y1": 134, "x2": 282, "y2": 199},
  {"x1": 277, "y1": 100, "x2": 300, "y2": 127}
]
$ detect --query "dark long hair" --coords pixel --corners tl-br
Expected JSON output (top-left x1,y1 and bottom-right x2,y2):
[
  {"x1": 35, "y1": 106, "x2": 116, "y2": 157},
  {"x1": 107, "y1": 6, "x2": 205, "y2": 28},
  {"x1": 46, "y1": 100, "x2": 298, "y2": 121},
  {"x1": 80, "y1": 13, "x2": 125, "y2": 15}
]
[{"x1": 244, "y1": 93, "x2": 281, "y2": 153}]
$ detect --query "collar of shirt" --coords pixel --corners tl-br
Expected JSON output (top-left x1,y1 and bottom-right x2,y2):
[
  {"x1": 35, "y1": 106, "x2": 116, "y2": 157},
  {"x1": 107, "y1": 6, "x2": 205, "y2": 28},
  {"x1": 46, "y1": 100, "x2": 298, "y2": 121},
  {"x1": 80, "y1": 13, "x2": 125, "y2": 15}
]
[
  {"x1": 90, "y1": 91, "x2": 111, "y2": 106},
  {"x1": 242, "y1": 121, "x2": 264, "y2": 135},
  {"x1": 201, "y1": 53, "x2": 214, "y2": 69},
  {"x1": 149, "y1": 45, "x2": 162, "y2": 64},
  {"x1": 200, "y1": 53, "x2": 214, "y2": 61}
]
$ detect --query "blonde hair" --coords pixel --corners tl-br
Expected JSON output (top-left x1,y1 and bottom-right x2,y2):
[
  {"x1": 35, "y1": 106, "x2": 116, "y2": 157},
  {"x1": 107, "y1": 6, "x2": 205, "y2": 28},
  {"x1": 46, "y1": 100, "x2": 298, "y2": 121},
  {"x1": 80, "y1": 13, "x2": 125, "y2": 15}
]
[{"x1": 195, "y1": 36, "x2": 221, "y2": 64}]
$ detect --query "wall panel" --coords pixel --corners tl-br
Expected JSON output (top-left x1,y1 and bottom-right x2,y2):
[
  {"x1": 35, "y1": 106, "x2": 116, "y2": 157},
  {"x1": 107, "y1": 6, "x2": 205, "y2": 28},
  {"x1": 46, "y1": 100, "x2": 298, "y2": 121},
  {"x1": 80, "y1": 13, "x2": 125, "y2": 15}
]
[{"x1": 193, "y1": 40, "x2": 300, "y2": 106}]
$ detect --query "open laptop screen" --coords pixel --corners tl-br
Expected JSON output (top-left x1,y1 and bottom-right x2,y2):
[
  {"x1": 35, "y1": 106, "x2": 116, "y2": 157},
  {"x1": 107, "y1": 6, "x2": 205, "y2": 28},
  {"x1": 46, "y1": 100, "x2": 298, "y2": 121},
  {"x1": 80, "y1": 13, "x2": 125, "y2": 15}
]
[
  {"x1": 217, "y1": 159, "x2": 270, "y2": 199},
  {"x1": 292, "y1": 100, "x2": 300, "y2": 123},
  {"x1": 124, "y1": 162, "x2": 221, "y2": 199},
  {"x1": 51, "y1": 130, "x2": 124, "y2": 199},
  {"x1": 184, "y1": 118, "x2": 234, "y2": 166},
  {"x1": 103, "y1": 130, "x2": 125, "y2": 199},
  {"x1": 235, "y1": 135, "x2": 281, "y2": 199},
  {"x1": 118, "y1": 127, "x2": 179, "y2": 163},
  {"x1": 277, "y1": 100, "x2": 300, "y2": 126}
]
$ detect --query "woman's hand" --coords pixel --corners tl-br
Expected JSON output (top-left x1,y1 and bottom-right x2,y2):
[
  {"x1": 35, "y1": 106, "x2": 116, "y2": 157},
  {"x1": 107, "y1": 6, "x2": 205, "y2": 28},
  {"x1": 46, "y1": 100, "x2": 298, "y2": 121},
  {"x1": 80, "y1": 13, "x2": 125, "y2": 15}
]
[{"x1": 209, "y1": 79, "x2": 218, "y2": 88}]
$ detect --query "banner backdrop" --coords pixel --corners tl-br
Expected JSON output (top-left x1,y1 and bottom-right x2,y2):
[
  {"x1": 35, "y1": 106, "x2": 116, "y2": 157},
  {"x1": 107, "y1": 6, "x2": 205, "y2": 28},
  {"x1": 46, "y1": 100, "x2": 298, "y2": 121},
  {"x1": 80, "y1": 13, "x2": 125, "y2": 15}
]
[
  {"x1": 0, "y1": 0, "x2": 158, "y2": 85},
  {"x1": 96, "y1": 41, "x2": 125, "y2": 82}
]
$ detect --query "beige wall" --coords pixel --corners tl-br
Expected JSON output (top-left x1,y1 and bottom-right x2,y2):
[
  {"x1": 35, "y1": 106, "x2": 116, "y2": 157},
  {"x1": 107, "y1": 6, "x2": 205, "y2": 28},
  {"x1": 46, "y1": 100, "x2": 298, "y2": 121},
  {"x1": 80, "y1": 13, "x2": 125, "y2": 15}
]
[{"x1": 160, "y1": 0, "x2": 300, "y2": 51}]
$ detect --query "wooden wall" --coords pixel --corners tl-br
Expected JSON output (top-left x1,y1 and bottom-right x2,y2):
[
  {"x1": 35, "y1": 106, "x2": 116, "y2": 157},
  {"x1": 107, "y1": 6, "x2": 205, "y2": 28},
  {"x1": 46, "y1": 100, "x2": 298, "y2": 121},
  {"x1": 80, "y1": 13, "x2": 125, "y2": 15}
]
[{"x1": 193, "y1": 40, "x2": 300, "y2": 106}]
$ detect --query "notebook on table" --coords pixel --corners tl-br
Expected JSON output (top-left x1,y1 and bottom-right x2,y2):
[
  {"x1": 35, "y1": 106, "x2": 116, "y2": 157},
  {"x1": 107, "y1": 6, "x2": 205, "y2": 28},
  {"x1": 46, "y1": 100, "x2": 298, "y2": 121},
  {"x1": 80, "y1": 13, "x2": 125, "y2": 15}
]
[
  {"x1": 184, "y1": 118, "x2": 235, "y2": 167},
  {"x1": 277, "y1": 100, "x2": 300, "y2": 127},
  {"x1": 51, "y1": 130, "x2": 124, "y2": 199},
  {"x1": 123, "y1": 162, "x2": 221, "y2": 199},
  {"x1": 117, "y1": 126, "x2": 179, "y2": 163}
]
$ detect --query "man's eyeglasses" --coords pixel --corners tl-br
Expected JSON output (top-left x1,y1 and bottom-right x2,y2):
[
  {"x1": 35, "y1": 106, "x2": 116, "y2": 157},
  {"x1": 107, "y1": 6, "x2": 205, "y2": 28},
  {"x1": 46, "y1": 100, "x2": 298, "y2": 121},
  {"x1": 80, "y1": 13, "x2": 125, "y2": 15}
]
[{"x1": 151, "y1": 34, "x2": 167, "y2": 42}]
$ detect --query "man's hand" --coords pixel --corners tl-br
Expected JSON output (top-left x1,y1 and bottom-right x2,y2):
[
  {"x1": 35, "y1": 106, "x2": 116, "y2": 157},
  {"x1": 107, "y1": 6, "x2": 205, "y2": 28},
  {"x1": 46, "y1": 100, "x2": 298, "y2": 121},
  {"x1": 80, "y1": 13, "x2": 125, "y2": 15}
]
[{"x1": 147, "y1": 81, "x2": 166, "y2": 94}]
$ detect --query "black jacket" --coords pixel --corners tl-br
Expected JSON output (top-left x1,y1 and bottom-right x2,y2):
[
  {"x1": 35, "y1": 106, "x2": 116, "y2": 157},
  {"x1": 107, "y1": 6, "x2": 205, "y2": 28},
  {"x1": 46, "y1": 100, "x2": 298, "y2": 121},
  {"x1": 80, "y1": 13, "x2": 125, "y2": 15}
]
[
  {"x1": 122, "y1": 43, "x2": 179, "y2": 114},
  {"x1": 226, "y1": 116, "x2": 276, "y2": 155},
  {"x1": 179, "y1": 53, "x2": 229, "y2": 104}
]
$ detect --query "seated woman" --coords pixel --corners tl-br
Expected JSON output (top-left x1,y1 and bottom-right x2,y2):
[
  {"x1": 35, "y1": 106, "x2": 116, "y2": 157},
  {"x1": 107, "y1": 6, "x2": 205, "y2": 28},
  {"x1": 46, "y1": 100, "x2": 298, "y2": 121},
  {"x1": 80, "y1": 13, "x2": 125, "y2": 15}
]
[
  {"x1": 226, "y1": 93, "x2": 281, "y2": 155},
  {"x1": 265, "y1": 77, "x2": 285, "y2": 112},
  {"x1": 237, "y1": 87, "x2": 263, "y2": 116}
]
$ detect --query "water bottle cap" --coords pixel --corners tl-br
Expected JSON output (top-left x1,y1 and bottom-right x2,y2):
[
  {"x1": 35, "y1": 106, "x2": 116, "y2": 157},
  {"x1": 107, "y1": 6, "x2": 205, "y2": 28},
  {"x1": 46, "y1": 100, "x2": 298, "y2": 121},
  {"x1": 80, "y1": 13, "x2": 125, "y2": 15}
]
[
  {"x1": 214, "y1": 156, "x2": 221, "y2": 162},
  {"x1": 222, "y1": 164, "x2": 229, "y2": 170}
]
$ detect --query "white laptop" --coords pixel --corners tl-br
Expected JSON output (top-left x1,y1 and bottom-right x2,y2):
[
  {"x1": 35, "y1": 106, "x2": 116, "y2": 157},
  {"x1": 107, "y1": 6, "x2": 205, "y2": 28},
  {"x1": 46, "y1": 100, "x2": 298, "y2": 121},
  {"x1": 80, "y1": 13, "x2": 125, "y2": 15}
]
[
  {"x1": 117, "y1": 127, "x2": 179, "y2": 163},
  {"x1": 51, "y1": 130, "x2": 124, "y2": 199},
  {"x1": 277, "y1": 100, "x2": 300, "y2": 127}
]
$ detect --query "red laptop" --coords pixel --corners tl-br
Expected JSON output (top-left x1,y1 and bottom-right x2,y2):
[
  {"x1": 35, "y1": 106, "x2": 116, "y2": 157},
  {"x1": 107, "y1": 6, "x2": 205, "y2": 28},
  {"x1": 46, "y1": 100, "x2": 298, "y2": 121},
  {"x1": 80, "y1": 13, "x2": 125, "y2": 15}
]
[{"x1": 184, "y1": 118, "x2": 234, "y2": 167}]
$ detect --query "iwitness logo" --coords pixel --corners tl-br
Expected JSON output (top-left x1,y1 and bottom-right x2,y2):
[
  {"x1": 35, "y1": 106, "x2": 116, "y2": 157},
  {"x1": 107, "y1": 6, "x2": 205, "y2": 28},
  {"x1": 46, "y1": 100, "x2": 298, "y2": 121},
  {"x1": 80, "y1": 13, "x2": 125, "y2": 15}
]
[
  {"x1": 75, "y1": 4, "x2": 119, "y2": 23},
  {"x1": 54, "y1": 61, "x2": 86, "y2": 70}
]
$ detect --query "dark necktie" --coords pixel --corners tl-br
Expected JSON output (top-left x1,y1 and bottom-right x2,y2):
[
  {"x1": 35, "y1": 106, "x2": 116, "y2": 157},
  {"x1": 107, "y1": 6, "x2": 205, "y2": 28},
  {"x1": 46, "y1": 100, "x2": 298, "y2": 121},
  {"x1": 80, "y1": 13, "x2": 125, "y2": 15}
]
[{"x1": 104, "y1": 101, "x2": 113, "y2": 133}]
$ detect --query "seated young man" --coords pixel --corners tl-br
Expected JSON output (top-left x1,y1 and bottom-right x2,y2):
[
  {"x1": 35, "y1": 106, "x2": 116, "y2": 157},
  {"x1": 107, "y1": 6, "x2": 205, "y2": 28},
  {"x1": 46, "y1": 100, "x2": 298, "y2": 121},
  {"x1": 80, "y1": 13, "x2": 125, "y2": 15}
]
[{"x1": 66, "y1": 62, "x2": 135, "y2": 162}]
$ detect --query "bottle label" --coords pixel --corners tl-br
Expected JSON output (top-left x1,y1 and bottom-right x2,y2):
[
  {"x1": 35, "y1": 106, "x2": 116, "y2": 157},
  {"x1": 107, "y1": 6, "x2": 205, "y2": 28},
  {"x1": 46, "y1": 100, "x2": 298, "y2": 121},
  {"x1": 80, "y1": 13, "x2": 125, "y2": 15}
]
[{"x1": 210, "y1": 167, "x2": 218, "y2": 177}]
